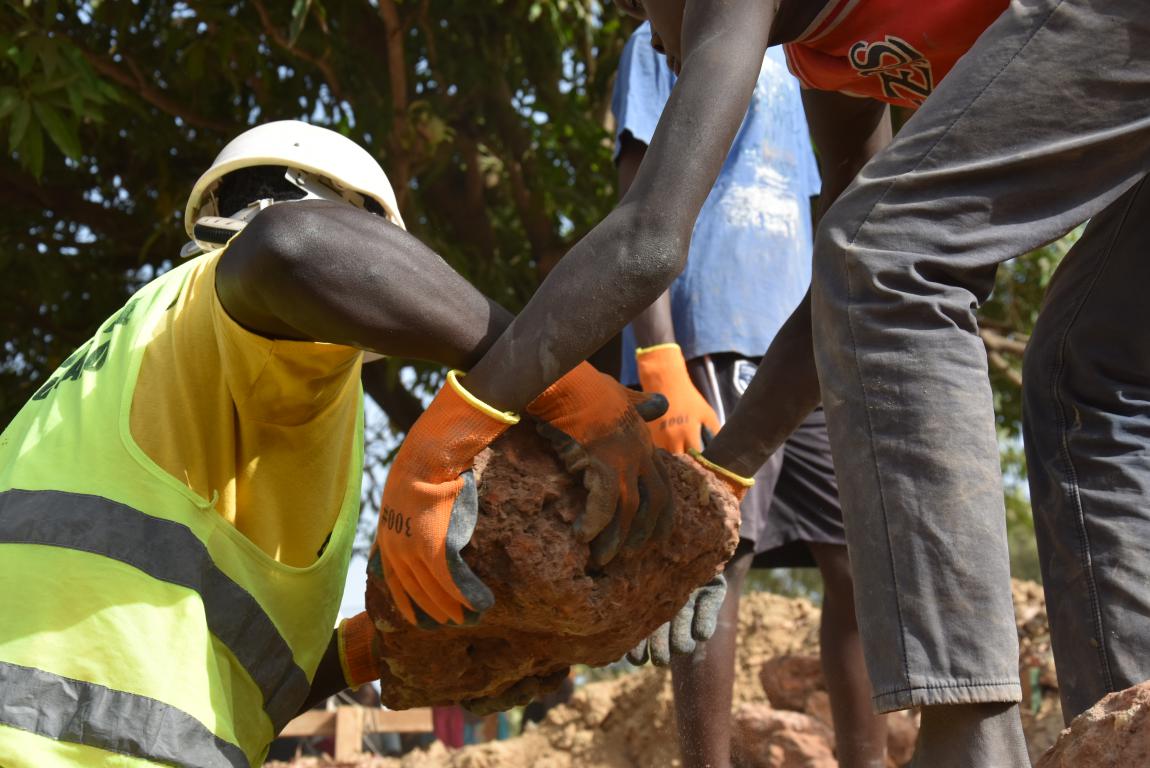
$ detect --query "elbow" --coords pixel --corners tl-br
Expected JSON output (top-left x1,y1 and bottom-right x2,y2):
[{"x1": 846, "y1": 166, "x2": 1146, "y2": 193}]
[
  {"x1": 616, "y1": 206, "x2": 690, "y2": 291},
  {"x1": 213, "y1": 202, "x2": 331, "y2": 329},
  {"x1": 235, "y1": 202, "x2": 321, "y2": 275}
]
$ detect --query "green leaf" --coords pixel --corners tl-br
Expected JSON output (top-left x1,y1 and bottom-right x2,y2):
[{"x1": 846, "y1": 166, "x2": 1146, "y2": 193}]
[
  {"x1": 42, "y1": 0, "x2": 59, "y2": 25},
  {"x1": 33, "y1": 101, "x2": 81, "y2": 159},
  {"x1": 22, "y1": 121, "x2": 44, "y2": 178},
  {"x1": 288, "y1": 0, "x2": 311, "y2": 47},
  {"x1": 66, "y1": 82, "x2": 84, "y2": 115},
  {"x1": 0, "y1": 88, "x2": 19, "y2": 120},
  {"x1": 29, "y1": 72, "x2": 79, "y2": 95},
  {"x1": 19, "y1": 36, "x2": 43, "y2": 77},
  {"x1": 312, "y1": 0, "x2": 328, "y2": 34},
  {"x1": 9, "y1": 100, "x2": 30, "y2": 152},
  {"x1": 38, "y1": 40, "x2": 60, "y2": 79}
]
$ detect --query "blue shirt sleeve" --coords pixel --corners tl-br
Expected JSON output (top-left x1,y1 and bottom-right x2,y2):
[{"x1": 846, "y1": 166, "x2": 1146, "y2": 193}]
[{"x1": 611, "y1": 23, "x2": 677, "y2": 161}]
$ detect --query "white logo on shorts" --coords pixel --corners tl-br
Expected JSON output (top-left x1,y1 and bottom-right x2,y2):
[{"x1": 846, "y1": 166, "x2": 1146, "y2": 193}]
[{"x1": 732, "y1": 359, "x2": 758, "y2": 396}]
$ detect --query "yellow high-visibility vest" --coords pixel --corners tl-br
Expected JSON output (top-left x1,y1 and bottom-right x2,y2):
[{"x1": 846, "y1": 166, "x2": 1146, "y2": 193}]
[{"x1": 0, "y1": 257, "x2": 363, "y2": 767}]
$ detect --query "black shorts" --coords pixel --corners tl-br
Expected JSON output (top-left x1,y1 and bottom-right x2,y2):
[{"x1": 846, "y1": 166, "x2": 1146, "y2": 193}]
[{"x1": 687, "y1": 353, "x2": 846, "y2": 568}]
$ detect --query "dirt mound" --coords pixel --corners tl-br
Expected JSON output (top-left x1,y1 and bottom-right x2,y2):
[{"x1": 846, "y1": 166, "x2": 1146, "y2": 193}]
[
  {"x1": 1013, "y1": 579, "x2": 1064, "y2": 762},
  {"x1": 268, "y1": 580, "x2": 1065, "y2": 767},
  {"x1": 1035, "y1": 681, "x2": 1150, "y2": 768},
  {"x1": 366, "y1": 424, "x2": 742, "y2": 709},
  {"x1": 731, "y1": 704, "x2": 837, "y2": 768}
]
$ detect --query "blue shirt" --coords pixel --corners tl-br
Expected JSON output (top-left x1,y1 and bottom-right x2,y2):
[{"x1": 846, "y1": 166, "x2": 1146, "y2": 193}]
[{"x1": 613, "y1": 23, "x2": 821, "y2": 383}]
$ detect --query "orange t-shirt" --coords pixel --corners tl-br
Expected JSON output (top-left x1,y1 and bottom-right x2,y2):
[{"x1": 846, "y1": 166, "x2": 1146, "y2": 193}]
[{"x1": 783, "y1": 0, "x2": 1010, "y2": 108}]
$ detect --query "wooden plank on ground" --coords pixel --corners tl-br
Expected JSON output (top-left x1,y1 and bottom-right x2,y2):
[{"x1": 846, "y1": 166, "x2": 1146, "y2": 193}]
[
  {"x1": 278, "y1": 709, "x2": 335, "y2": 738},
  {"x1": 279, "y1": 705, "x2": 434, "y2": 760},
  {"x1": 333, "y1": 706, "x2": 364, "y2": 761},
  {"x1": 362, "y1": 708, "x2": 434, "y2": 734}
]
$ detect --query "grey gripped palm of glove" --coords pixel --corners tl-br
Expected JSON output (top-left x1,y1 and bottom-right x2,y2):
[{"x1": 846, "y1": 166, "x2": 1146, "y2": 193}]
[
  {"x1": 626, "y1": 574, "x2": 727, "y2": 667},
  {"x1": 462, "y1": 667, "x2": 572, "y2": 715}
]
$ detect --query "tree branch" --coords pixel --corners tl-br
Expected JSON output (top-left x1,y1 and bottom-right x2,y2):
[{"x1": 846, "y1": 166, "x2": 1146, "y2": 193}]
[
  {"x1": 980, "y1": 327, "x2": 1029, "y2": 357},
  {"x1": 251, "y1": 0, "x2": 345, "y2": 102},
  {"x1": 0, "y1": 165, "x2": 144, "y2": 238},
  {"x1": 422, "y1": 134, "x2": 497, "y2": 263},
  {"x1": 487, "y1": 79, "x2": 563, "y2": 276},
  {"x1": 377, "y1": 0, "x2": 414, "y2": 210},
  {"x1": 78, "y1": 49, "x2": 233, "y2": 133},
  {"x1": 361, "y1": 364, "x2": 424, "y2": 434},
  {"x1": 987, "y1": 350, "x2": 1024, "y2": 388}
]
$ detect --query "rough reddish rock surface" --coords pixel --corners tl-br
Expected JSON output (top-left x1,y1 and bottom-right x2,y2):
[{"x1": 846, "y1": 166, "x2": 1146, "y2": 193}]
[
  {"x1": 730, "y1": 703, "x2": 837, "y2": 768},
  {"x1": 753, "y1": 653, "x2": 917, "y2": 767},
  {"x1": 366, "y1": 423, "x2": 742, "y2": 710},
  {"x1": 268, "y1": 582, "x2": 1062, "y2": 767},
  {"x1": 760, "y1": 655, "x2": 825, "y2": 712},
  {"x1": 1035, "y1": 681, "x2": 1150, "y2": 768},
  {"x1": 884, "y1": 709, "x2": 919, "y2": 768}
]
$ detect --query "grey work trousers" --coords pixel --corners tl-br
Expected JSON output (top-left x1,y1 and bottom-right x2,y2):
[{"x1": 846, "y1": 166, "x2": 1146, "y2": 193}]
[{"x1": 810, "y1": 0, "x2": 1150, "y2": 716}]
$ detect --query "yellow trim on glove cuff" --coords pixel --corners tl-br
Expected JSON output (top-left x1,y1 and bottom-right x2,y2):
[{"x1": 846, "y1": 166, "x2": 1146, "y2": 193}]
[
  {"x1": 635, "y1": 342, "x2": 681, "y2": 357},
  {"x1": 447, "y1": 370, "x2": 520, "y2": 425},
  {"x1": 688, "y1": 448, "x2": 756, "y2": 488},
  {"x1": 338, "y1": 613, "x2": 379, "y2": 687}
]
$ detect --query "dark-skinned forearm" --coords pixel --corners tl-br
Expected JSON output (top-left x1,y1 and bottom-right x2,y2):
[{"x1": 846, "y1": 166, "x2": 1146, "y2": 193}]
[
  {"x1": 702, "y1": 290, "x2": 819, "y2": 477},
  {"x1": 631, "y1": 291, "x2": 677, "y2": 348},
  {"x1": 465, "y1": 207, "x2": 688, "y2": 407},
  {"x1": 295, "y1": 631, "x2": 347, "y2": 716},
  {"x1": 617, "y1": 136, "x2": 678, "y2": 349},
  {"x1": 217, "y1": 201, "x2": 514, "y2": 371},
  {"x1": 463, "y1": 2, "x2": 775, "y2": 411}
]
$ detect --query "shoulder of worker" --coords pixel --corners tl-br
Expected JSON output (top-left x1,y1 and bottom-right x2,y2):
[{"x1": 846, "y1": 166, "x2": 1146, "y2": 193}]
[{"x1": 168, "y1": 249, "x2": 362, "y2": 413}]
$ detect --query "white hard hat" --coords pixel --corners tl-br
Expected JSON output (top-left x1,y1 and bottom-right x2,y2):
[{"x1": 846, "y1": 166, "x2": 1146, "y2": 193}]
[{"x1": 185, "y1": 120, "x2": 406, "y2": 242}]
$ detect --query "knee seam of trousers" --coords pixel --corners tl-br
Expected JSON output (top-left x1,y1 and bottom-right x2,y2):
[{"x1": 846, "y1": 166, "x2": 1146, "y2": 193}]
[{"x1": 1046, "y1": 177, "x2": 1147, "y2": 694}]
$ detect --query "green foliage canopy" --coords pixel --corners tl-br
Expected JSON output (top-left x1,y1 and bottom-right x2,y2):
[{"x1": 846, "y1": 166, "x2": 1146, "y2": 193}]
[{"x1": 1, "y1": 0, "x2": 630, "y2": 424}]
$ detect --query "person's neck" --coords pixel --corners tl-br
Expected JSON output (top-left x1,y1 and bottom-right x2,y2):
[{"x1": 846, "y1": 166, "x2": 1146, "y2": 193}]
[{"x1": 769, "y1": 0, "x2": 834, "y2": 45}]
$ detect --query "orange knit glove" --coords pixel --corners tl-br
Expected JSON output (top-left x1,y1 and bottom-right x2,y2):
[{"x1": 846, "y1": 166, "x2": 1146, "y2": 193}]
[
  {"x1": 636, "y1": 343, "x2": 721, "y2": 453},
  {"x1": 338, "y1": 612, "x2": 379, "y2": 687},
  {"x1": 527, "y1": 362, "x2": 673, "y2": 566},
  {"x1": 688, "y1": 449, "x2": 756, "y2": 502},
  {"x1": 374, "y1": 370, "x2": 518, "y2": 626}
]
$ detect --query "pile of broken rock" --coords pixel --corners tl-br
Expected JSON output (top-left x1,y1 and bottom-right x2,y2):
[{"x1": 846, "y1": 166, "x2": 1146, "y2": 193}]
[{"x1": 268, "y1": 580, "x2": 1150, "y2": 768}]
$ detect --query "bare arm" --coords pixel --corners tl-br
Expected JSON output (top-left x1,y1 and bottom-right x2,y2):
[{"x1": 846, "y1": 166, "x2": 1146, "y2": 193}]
[
  {"x1": 461, "y1": 0, "x2": 776, "y2": 411},
  {"x1": 703, "y1": 90, "x2": 892, "y2": 476},
  {"x1": 617, "y1": 134, "x2": 676, "y2": 348},
  {"x1": 215, "y1": 200, "x2": 514, "y2": 370}
]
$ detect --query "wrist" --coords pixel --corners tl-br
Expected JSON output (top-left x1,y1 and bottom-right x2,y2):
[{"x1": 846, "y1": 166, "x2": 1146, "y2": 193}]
[
  {"x1": 445, "y1": 370, "x2": 519, "y2": 425},
  {"x1": 400, "y1": 370, "x2": 521, "y2": 475},
  {"x1": 338, "y1": 612, "x2": 379, "y2": 687},
  {"x1": 689, "y1": 448, "x2": 755, "y2": 489},
  {"x1": 525, "y1": 361, "x2": 601, "y2": 419}
]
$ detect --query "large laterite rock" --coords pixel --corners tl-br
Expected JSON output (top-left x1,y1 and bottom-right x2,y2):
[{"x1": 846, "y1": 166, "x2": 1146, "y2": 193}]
[
  {"x1": 365, "y1": 423, "x2": 741, "y2": 709},
  {"x1": 1036, "y1": 682, "x2": 1150, "y2": 768}
]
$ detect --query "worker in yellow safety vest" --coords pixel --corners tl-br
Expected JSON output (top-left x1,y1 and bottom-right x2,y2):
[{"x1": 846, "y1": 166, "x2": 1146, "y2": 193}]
[{"x1": 0, "y1": 120, "x2": 691, "y2": 767}]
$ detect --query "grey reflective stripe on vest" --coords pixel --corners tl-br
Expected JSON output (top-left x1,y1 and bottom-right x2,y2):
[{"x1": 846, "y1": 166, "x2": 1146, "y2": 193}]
[
  {"x1": 0, "y1": 489, "x2": 310, "y2": 732},
  {"x1": 0, "y1": 660, "x2": 249, "y2": 768}
]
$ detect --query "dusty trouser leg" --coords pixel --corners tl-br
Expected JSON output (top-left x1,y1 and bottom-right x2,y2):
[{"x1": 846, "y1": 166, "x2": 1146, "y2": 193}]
[
  {"x1": 671, "y1": 540, "x2": 754, "y2": 768},
  {"x1": 808, "y1": 542, "x2": 888, "y2": 767},
  {"x1": 809, "y1": 0, "x2": 1150, "y2": 764},
  {"x1": 1022, "y1": 176, "x2": 1150, "y2": 721}
]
